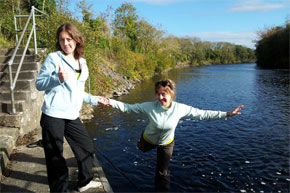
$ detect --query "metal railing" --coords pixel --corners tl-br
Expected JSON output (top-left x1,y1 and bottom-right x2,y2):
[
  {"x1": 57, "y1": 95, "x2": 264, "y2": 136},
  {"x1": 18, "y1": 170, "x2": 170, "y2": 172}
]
[{"x1": 8, "y1": 6, "x2": 46, "y2": 114}]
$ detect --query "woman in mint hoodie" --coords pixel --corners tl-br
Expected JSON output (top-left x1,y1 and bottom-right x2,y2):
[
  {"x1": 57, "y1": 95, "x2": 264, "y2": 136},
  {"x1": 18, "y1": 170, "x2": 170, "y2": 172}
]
[
  {"x1": 98, "y1": 79, "x2": 243, "y2": 192},
  {"x1": 35, "y1": 23, "x2": 103, "y2": 193}
]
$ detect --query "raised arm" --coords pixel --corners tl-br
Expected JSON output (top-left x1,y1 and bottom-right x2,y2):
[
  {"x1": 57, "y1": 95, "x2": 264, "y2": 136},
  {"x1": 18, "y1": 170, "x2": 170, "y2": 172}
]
[{"x1": 226, "y1": 105, "x2": 244, "y2": 117}]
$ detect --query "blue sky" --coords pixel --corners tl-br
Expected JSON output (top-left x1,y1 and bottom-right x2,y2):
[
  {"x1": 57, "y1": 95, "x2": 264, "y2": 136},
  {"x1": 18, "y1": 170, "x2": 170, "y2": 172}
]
[{"x1": 69, "y1": 0, "x2": 289, "y2": 49}]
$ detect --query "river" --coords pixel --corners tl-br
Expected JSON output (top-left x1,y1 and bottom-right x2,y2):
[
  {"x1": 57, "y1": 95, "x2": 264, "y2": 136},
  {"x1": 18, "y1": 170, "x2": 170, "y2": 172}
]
[{"x1": 85, "y1": 63, "x2": 289, "y2": 192}]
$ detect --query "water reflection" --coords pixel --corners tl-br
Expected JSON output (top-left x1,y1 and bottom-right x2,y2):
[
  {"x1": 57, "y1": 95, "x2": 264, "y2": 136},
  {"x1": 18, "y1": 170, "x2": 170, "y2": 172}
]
[{"x1": 86, "y1": 63, "x2": 289, "y2": 192}]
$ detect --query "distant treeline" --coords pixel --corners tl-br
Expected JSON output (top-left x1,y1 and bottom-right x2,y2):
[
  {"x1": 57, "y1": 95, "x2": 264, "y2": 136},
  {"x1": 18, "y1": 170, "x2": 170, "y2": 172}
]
[
  {"x1": 255, "y1": 22, "x2": 289, "y2": 69},
  {"x1": 0, "y1": 0, "x2": 256, "y2": 94}
]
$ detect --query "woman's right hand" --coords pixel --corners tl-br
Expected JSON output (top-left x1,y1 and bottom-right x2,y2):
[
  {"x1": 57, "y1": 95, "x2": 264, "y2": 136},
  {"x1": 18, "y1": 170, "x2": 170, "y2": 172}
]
[{"x1": 58, "y1": 65, "x2": 69, "y2": 82}]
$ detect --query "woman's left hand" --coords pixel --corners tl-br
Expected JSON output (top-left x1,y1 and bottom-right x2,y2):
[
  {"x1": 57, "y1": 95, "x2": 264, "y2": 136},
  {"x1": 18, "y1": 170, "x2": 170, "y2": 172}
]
[{"x1": 227, "y1": 105, "x2": 244, "y2": 117}]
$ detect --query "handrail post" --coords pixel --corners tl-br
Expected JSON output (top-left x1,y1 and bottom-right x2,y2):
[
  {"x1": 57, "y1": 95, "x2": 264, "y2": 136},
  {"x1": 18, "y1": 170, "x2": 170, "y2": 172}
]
[
  {"x1": 32, "y1": 6, "x2": 38, "y2": 55},
  {"x1": 8, "y1": 60, "x2": 16, "y2": 114},
  {"x1": 14, "y1": 16, "x2": 18, "y2": 43}
]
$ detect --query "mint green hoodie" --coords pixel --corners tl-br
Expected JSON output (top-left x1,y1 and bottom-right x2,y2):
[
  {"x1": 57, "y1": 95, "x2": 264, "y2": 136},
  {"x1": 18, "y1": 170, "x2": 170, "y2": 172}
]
[{"x1": 110, "y1": 99, "x2": 227, "y2": 145}]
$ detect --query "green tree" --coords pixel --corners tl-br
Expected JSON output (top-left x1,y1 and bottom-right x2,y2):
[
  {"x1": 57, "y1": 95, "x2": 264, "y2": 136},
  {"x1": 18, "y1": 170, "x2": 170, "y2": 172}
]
[
  {"x1": 178, "y1": 38, "x2": 194, "y2": 63},
  {"x1": 255, "y1": 22, "x2": 289, "y2": 69},
  {"x1": 162, "y1": 36, "x2": 181, "y2": 61},
  {"x1": 77, "y1": 0, "x2": 93, "y2": 23},
  {"x1": 113, "y1": 2, "x2": 138, "y2": 51},
  {"x1": 27, "y1": 0, "x2": 56, "y2": 14},
  {"x1": 55, "y1": 0, "x2": 70, "y2": 15},
  {"x1": 0, "y1": 0, "x2": 15, "y2": 41},
  {"x1": 136, "y1": 20, "x2": 164, "y2": 54}
]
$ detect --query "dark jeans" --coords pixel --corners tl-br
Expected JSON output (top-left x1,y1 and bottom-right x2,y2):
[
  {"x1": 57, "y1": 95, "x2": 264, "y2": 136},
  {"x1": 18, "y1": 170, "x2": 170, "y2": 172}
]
[
  {"x1": 137, "y1": 133, "x2": 174, "y2": 192},
  {"x1": 40, "y1": 113, "x2": 94, "y2": 193}
]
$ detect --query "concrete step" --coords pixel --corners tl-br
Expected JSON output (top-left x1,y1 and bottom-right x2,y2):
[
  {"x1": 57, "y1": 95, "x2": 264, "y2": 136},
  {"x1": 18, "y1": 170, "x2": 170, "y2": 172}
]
[
  {"x1": 0, "y1": 126, "x2": 20, "y2": 176},
  {"x1": 0, "y1": 62, "x2": 39, "y2": 72},
  {"x1": 0, "y1": 100, "x2": 26, "y2": 113},
  {"x1": 0, "y1": 79, "x2": 35, "y2": 91},
  {"x1": 0, "y1": 90, "x2": 38, "y2": 101},
  {"x1": 0, "y1": 112, "x2": 24, "y2": 128},
  {"x1": 0, "y1": 55, "x2": 39, "y2": 64},
  {"x1": 0, "y1": 48, "x2": 32, "y2": 56},
  {"x1": 0, "y1": 70, "x2": 38, "y2": 81},
  {"x1": 0, "y1": 91, "x2": 43, "y2": 134}
]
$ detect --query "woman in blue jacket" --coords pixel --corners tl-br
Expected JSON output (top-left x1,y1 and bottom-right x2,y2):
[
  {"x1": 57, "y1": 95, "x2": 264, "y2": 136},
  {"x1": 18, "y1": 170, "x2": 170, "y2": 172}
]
[
  {"x1": 98, "y1": 79, "x2": 243, "y2": 192},
  {"x1": 36, "y1": 23, "x2": 102, "y2": 192}
]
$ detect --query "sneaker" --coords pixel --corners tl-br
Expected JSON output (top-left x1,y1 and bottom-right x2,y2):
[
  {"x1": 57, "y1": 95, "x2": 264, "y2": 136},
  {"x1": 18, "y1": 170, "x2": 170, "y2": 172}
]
[{"x1": 78, "y1": 180, "x2": 102, "y2": 192}]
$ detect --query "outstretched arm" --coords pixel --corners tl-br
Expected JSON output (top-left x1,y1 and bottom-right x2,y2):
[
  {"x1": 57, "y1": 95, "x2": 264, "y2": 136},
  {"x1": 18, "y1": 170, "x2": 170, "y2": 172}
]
[
  {"x1": 226, "y1": 105, "x2": 244, "y2": 117},
  {"x1": 97, "y1": 96, "x2": 150, "y2": 114}
]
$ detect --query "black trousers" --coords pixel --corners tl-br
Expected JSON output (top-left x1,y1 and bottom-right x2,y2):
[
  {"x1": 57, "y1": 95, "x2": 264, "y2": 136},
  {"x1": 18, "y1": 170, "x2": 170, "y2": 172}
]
[
  {"x1": 40, "y1": 113, "x2": 94, "y2": 193},
  {"x1": 137, "y1": 134, "x2": 174, "y2": 192}
]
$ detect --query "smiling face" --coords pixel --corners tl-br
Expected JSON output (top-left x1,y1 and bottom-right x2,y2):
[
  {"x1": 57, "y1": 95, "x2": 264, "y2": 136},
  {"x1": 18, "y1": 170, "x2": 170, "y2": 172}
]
[
  {"x1": 59, "y1": 31, "x2": 77, "y2": 57},
  {"x1": 156, "y1": 87, "x2": 173, "y2": 108},
  {"x1": 56, "y1": 23, "x2": 84, "y2": 59}
]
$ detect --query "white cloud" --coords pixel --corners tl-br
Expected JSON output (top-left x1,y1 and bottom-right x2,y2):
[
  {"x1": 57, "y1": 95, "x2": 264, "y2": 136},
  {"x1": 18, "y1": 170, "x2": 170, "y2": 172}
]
[
  {"x1": 230, "y1": 0, "x2": 287, "y2": 12},
  {"x1": 184, "y1": 31, "x2": 258, "y2": 49}
]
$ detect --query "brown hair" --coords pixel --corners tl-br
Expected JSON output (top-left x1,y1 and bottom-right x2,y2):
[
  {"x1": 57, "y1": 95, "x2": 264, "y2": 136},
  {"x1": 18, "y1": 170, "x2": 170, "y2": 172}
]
[
  {"x1": 55, "y1": 23, "x2": 84, "y2": 59},
  {"x1": 155, "y1": 79, "x2": 176, "y2": 100}
]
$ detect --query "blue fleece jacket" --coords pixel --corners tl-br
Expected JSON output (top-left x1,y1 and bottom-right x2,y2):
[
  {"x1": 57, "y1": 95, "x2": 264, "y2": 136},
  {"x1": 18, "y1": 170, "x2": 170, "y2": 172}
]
[{"x1": 36, "y1": 51, "x2": 99, "y2": 120}]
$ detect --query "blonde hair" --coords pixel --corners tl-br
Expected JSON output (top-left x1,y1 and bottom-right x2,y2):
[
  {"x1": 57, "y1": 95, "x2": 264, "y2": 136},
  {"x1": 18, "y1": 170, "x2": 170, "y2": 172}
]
[{"x1": 155, "y1": 79, "x2": 176, "y2": 100}]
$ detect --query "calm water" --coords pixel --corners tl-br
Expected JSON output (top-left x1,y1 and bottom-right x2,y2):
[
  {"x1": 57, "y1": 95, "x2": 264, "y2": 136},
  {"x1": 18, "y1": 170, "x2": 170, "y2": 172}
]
[{"x1": 85, "y1": 63, "x2": 289, "y2": 193}]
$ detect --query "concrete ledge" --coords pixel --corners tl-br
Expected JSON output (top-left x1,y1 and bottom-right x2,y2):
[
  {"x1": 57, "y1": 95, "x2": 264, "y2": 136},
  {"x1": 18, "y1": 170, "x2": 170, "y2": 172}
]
[
  {"x1": 0, "y1": 113, "x2": 23, "y2": 128},
  {"x1": 0, "y1": 136, "x2": 14, "y2": 176},
  {"x1": 94, "y1": 157, "x2": 114, "y2": 193},
  {"x1": 0, "y1": 127, "x2": 20, "y2": 176},
  {"x1": 1, "y1": 128, "x2": 113, "y2": 193}
]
